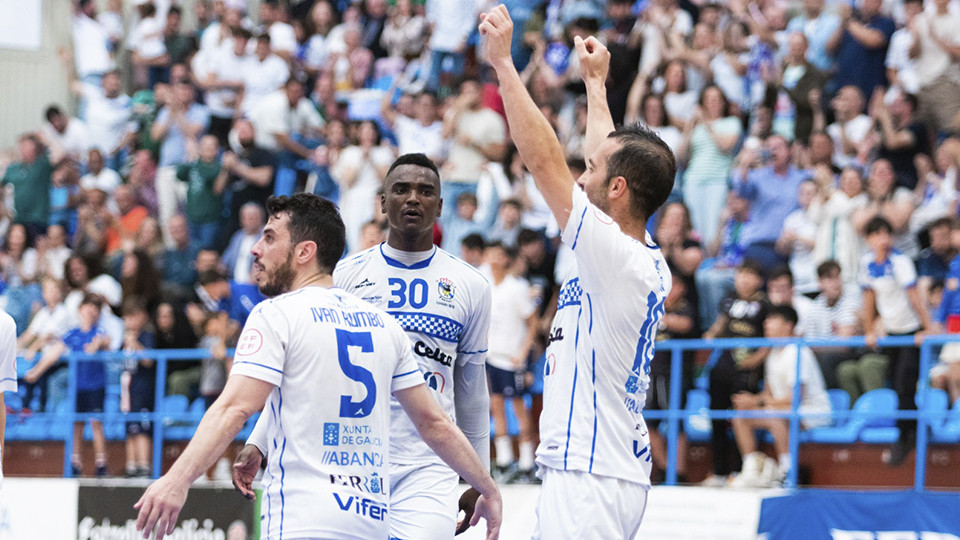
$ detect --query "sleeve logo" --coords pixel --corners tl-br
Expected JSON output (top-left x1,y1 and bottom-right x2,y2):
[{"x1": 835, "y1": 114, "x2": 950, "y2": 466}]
[{"x1": 236, "y1": 329, "x2": 263, "y2": 356}]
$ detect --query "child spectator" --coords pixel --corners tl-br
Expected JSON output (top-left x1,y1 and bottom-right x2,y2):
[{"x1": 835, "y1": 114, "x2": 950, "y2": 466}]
[
  {"x1": 26, "y1": 294, "x2": 113, "y2": 476},
  {"x1": 859, "y1": 216, "x2": 935, "y2": 467},
  {"x1": 16, "y1": 278, "x2": 69, "y2": 412},
  {"x1": 484, "y1": 241, "x2": 538, "y2": 482},
  {"x1": 440, "y1": 192, "x2": 485, "y2": 254},
  {"x1": 646, "y1": 265, "x2": 697, "y2": 483},
  {"x1": 730, "y1": 305, "x2": 831, "y2": 487},
  {"x1": 702, "y1": 259, "x2": 770, "y2": 486},
  {"x1": 176, "y1": 134, "x2": 228, "y2": 250},
  {"x1": 199, "y1": 311, "x2": 236, "y2": 409},
  {"x1": 776, "y1": 180, "x2": 819, "y2": 294},
  {"x1": 119, "y1": 298, "x2": 155, "y2": 478},
  {"x1": 460, "y1": 233, "x2": 485, "y2": 268},
  {"x1": 801, "y1": 261, "x2": 862, "y2": 389}
]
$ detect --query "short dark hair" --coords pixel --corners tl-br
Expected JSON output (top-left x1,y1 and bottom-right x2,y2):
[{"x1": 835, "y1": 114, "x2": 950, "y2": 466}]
[
  {"x1": 606, "y1": 123, "x2": 677, "y2": 221},
  {"x1": 485, "y1": 240, "x2": 516, "y2": 259},
  {"x1": 80, "y1": 293, "x2": 104, "y2": 311},
  {"x1": 198, "y1": 269, "x2": 227, "y2": 286},
  {"x1": 902, "y1": 93, "x2": 919, "y2": 111},
  {"x1": 45, "y1": 105, "x2": 64, "y2": 122},
  {"x1": 500, "y1": 198, "x2": 523, "y2": 211},
  {"x1": 766, "y1": 304, "x2": 798, "y2": 327},
  {"x1": 257, "y1": 32, "x2": 272, "y2": 44},
  {"x1": 456, "y1": 192, "x2": 478, "y2": 206},
  {"x1": 738, "y1": 258, "x2": 765, "y2": 279},
  {"x1": 123, "y1": 296, "x2": 149, "y2": 317},
  {"x1": 929, "y1": 216, "x2": 955, "y2": 232},
  {"x1": 865, "y1": 216, "x2": 893, "y2": 236},
  {"x1": 517, "y1": 228, "x2": 543, "y2": 247},
  {"x1": 265, "y1": 193, "x2": 345, "y2": 274},
  {"x1": 461, "y1": 233, "x2": 486, "y2": 251},
  {"x1": 233, "y1": 27, "x2": 253, "y2": 40},
  {"x1": 768, "y1": 265, "x2": 794, "y2": 286},
  {"x1": 168, "y1": 5, "x2": 182, "y2": 17},
  {"x1": 387, "y1": 153, "x2": 439, "y2": 180},
  {"x1": 816, "y1": 260, "x2": 841, "y2": 279}
]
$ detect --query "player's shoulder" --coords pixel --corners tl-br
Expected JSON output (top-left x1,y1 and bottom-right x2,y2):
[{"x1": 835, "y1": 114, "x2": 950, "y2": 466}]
[{"x1": 335, "y1": 245, "x2": 379, "y2": 274}]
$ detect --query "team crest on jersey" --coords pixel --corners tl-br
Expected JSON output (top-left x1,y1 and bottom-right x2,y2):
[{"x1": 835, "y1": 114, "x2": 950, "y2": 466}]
[
  {"x1": 437, "y1": 278, "x2": 456, "y2": 307},
  {"x1": 424, "y1": 371, "x2": 446, "y2": 393}
]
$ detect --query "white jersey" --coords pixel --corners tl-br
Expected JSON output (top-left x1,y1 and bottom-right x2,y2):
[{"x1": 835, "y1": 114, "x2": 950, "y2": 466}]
[
  {"x1": 230, "y1": 287, "x2": 422, "y2": 540},
  {"x1": 335, "y1": 243, "x2": 491, "y2": 466},
  {"x1": 537, "y1": 187, "x2": 670, "y2": 487}
]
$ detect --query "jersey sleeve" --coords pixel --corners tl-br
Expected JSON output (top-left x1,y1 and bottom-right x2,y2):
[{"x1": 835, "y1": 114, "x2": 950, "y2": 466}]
[
  {"x1": 893, "y1": 254, "x2": 918, "y2": 289},
  {"x1": 0, "y1": 314, "x2": 17, "y2": 393},
  {"x1": 389, "y1": 318, "x2": 424, "y2": 393},
  {"x1": 456, "y1": 278, "x2": 491, "y2": 366},
  {"x1": 229, "y1": 303, "x2": 288, "y2": 387},
  {"x1": 245, "y1": 407, "x2": 273, "y2": 457},
  {"x1": 560, "y1": 186, "x2": 644, "y2": 293},
  {"x1": 454, "y1": 361, "x2": 490, "y2": 469}
]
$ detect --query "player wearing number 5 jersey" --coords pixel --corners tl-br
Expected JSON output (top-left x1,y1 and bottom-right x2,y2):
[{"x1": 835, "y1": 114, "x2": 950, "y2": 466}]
[
  {"x1": 135, "y1": 193, "x2": 501, "y2": 540},
  {"x1": 237, "y1": 154, "x2": 493, "y2": 540},
  {"x1": 481, "y1": 6, "x2": 677, "y2": 539}
]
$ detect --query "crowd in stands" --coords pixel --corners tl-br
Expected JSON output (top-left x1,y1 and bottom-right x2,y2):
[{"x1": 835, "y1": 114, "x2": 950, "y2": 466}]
[{"x1": 2, "y1": 0, "x2": 960, "y2": 485}]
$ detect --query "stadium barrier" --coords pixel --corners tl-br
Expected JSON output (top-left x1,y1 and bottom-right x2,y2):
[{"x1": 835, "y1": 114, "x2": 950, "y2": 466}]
[{"x1": 6, "y1": 334, "x2": 959, "y2": 490}]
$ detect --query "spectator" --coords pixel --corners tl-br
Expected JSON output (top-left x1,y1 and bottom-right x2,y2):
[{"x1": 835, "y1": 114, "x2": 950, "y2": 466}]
[
  {"x1": 425, "y1": 0, "x2": 476, "y2": 92},
  {"x1": 460, "y1": 232, "x2": 485, "y2": 268},
  {"x1": 702, "y1": 259, "x2": 770, "y2": 486},
  {"x1": 2, "y1": 134, "x2": 62, "y2": 240},
  {"x1": 195, "y1": 28, "x2": 250, "y2": 145},
  {"x1": 329, "y1": 21, "x2": 374, "y2": 94},
  {"x1": 70, "y1": 0, "x2": 113, "y2": 87},
  {"x1": 779, "y1": 32, "x2": 828, "y2": 144},
  {"x1": 826, "y1": 0, "x2": 895, "y2": 99},
  {"x1": 160, "y1": 215, "x2": 200, "y2": 302},
  {"x1": 332, "y1": 120, "x2": 394, "y2": 252},
  {"x1": 885, "y1": 0, "x2": 924, "y2": 96},
  {"x1": 127, "y1": 150, "x2": 160, "y2": 217},
  {"x1": 256, "y1": 0, "x2": 297, "y2": 62},
  {"x1": 176, "y1": 134, "x2": 228, "y2": 250},
  {"x1": 440, "y1": 192, "x2": 484, "y2": 255},
  {"x1": 441, "y1": 78, "x2": 507, "y2": 208},
  {"x1": 733, "y1": 134, "x2": 811, "y2": 273},
  {"x1": 151, "y1": 80, "x2": 210, "y2": 244},
  {"x1": 221, "y1": 202, "x2": 264, "y2": 283},
  {"x1": 188, "y1": 269, "x2": 263, "y2": 328},
  {"x1": 678, "y1": 85, "x2": 742, "y2": 244},
  {"x1": 154, "y1": 301, "x2": 199, "y2": 399},
  {"x1": 696, "y1": 191, "x2": 751, "y2": 331},
  {"x1": 133, "y1": 217, "x2": 166, "y2": 270},
  {"x1": 811, "y1": 166, "x2": 868, "y2": 284},
  {"x1": 27, "y1": 294, "x2": 113, "y2": 476},
  {"x1": 655, "y1": 201, "x2": 704, "y2": 328},
  {"x1": 28, "y1": 224, "x2": 71, "y2": 282},
  {"x1": 360, "y1": 0, "x2": 389, "y2": 59},
  {"x1": 61, "y1": 62, "x2": 133, "y2": 171},
  {"x1": 49, "y1": 160, "x2": 81, "y2": 238},
  {"x1": 646, "y1": 265, "x2": 697, "y2": 483},
  {"x1": 104, "y1": 185, "x2": 150, "y2": 257},
  {"x1": 80, "y1": 149, "x2": 122, "y2": 196},
  {"x1": 119, "y1": 250, "x2": 162, "y2": 315},
  {"x1": 827, "y1": 85, "x2": 874, "y2": 169},
  {"x1": 163, "y1": 6, "x2": 195, "y2": 66},
  {"x1": 487, "y1": 199, "x2": 524, "y2": 248},
  {"x1": 222, "y1": 119, "x2": 276, "y2": 244},
  {"x1": 911, "y1": 141, "x2": 960, "y2": 237},
  {"x1": 660, "y1": 60, "x2": 699, "y2": 130},
  {"x1": 249, "y1": 77, "x2": 324, "y2": 161},
  {"x1": 785, "y1": 0, "x2": 841, "y2": 73},
  {"x1": 198, "y1": 311, "x2": 236, "y2": 408},
  {"x1": 484, "y1": 241, "x2": 538, "y2": 483},
  {"x1": 356, "y1": 220, "x2": 387, "y2": 253},
  {"x1": 119, "y1": 298, "x2": 156, "y2": 478},
  {"x1": 871, "y1": 90, "x2": 930, "y2": 189},
  {"x1": 859, "y1": 217, "x2": 935, "y2": 467},
  {"x1": 16, "y1": 277, "x2": 69, "y2": 412},
  {"x1": 128, "y1": 0, "x2": 170, "y2": 90},
  {"x1": 766, "y1": 266, "x2": 815, "y2": 333},
  {"x1": 380, "y1": 0, "x2": 426, "y2": 61},
  {"x1": 380, "y1": 91, "x2": 444, "y2": 164},
  {"x1": 918, "y1": 218, "x2": 957, "y2": 305},
  {"x1": 303, "y1": 1, "x2": 337, "y2": 78},
  {"x1": 776, "y1": 180, "x2": 819, "y2": 293},
  {"x1": 62, "y1": 255, "x2": 122, "y2": 324},
  {"x1": 730, "y1": 305, "x2": 831, "y2": 487},
  {"x1": 801, "y1": 260, "x2": 862, "y2": 389},
  {"x1": 42, "y1": 106, "x2": 90, "y2": 165},
  {"x1": 852, "y1": 158, "x2": 919, "y2": 258},
  {"x1": 629, "y1": 93, "x2": 682, "y2": 158},
  {"x1": 242, "y1": 34, "x2": 291, "y2": 115},
  {"x1": 912, "y1": 0, "x2": 960, "y2": 137}
]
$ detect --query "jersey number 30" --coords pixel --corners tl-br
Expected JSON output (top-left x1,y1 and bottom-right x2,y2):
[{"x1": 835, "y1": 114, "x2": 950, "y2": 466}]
[
  {"x1": 388, "y1": 278, "x2": 428, "y2": 309},
  {"x1": 336, "y1": 328, "x2": 376, "y2": 418}
]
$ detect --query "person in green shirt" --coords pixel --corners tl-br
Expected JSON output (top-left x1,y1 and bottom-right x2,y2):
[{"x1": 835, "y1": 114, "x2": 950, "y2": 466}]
[
  {"x1": 176, "y1": 134, "x2": 228, "y2": 250},
  {"x1": 1, "y1": 133, "x2": 65, "y2": 241}
]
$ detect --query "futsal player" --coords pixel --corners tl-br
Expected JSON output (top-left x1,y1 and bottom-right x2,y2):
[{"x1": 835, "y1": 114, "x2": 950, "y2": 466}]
[
  {"x1": 134, "y1": 193, "x2": 501, "y2": 540},
  {"x1": 235, "y1": 153, "x2": 493, "y2": 539},
  {"x1": 481, "y1": 6, "x2": 677, "y2": 538}
]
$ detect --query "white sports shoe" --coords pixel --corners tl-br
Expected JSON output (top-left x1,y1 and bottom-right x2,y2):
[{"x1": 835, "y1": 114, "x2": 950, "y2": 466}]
[{"x1": 731, "y1": 452, "x2": 766, "y2": 488}]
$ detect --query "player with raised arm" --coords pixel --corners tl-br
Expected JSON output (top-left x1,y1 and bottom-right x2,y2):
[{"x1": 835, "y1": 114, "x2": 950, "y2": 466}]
[
  {"x1": 480, "y1": 6, "x2": 677, "y2": 538},
  {"x1": 233, "y1": 154, "x2": 493, "y2": 539},
  {"x1": 134, "y1": 193, "x2": 501, "y2": 540}
]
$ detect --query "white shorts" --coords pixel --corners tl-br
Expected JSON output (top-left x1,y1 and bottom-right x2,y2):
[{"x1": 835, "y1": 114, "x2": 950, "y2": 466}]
[
  {"x1": 388, "y1": 462, "x2": 459, "y2": 540},
  {"x1": 532, "y1": 468, "x2": 648, "y2": 540}
]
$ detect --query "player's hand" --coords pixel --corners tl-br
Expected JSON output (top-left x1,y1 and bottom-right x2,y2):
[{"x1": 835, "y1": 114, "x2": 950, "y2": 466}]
[
  {"x1": 479, "y1": 4, "x2": 514, "y2": 70},
  {"x1": 471, "y1": 490, "x2": 503, "y2": 540},
  {"x1": 574, "y1": 35, "x2": 610, "y2": 87},
  {"x1": 134, "y1": 474, "x2": 189, "y2": 540},
  {"x1": 232, "y1": 444, "x2": 263, "y2": 500},
  {"x1": 455, "y1": 487, "x2": 482, "y2": 535}
]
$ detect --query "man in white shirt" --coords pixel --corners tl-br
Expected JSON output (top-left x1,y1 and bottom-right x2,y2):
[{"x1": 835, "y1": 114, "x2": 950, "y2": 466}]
[
  {"x1": 256, "y1": 0, "x2": 296, "y2": 61},
  {"x1": 425, "y1": 0, "x2": 478, "y2": 91},
  {"x1": 71, "y1": 0, "x2": 113, "y2": 85},
  {"x1": 0, "y1": 310, "x2": 17, "y2": 490},
  {"x1": 249, "y1": 78, "x2": 324, "y2": 155},
  {"x1": 79, "y1": 149, "x2": 122, "y2": 196},
  {"x1": 60, "y1": 58, "x2": 134, "y2": 170},
  {"x1": 236, "y1": 154, "x2": 494, "y2": 539},
  {"x1": 912, "y1": 0, "x2": 960, "y2": 135},
  {"x1": 827, "y1": 85, "x2": 874, "y2": 169},
  {"x1": 221, "y1": 202, "x2": 264, "y2": 283},
  {"x1": 381, "y1": 91, "x2": 446, "y2": 165},
  {"x1": 42, "y1": 106, "x2": 91, "y2": 165},
  {"x1": 194, "y1": 27, "x2": 251, "y2": 144},
  {"x1": 483, "y1": 8, "x2": 676, "y2": 538},
  {"x1": 136, "y1": 193, "x2": 501, "y2": 540},
  {"x1": 241, "y1": 34, "x2": 290, "y2": 115}
]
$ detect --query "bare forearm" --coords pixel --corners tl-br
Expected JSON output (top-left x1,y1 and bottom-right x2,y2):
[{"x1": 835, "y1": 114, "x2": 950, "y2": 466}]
[{"x1": 584, "y1": 79, "x2": 615, "y2": 160}]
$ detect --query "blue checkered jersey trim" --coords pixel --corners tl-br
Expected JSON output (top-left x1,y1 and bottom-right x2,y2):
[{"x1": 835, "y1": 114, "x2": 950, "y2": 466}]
[
  {"x1": 387, "y1": 311, "x2": 464, "y2": 343},
  {"x1": 557, "y1": 278, "x2": 582, "y2": 310}
]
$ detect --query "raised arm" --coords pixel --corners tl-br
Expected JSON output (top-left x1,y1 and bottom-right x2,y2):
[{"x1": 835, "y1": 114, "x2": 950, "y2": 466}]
[
  {"x1": 481, "y1": 5, "x2": 576, "y2": 230},
  {"x1": 576, "y1": 37, "x2": 615, "y2": 162}
]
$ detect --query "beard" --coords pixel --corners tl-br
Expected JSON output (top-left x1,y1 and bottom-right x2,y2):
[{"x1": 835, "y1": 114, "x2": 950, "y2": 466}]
[{"x1": 257, "y1": 249, "x2": 295, "y2": 297}]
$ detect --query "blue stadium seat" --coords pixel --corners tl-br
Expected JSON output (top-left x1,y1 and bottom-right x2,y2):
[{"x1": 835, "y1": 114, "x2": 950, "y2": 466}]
[
  {"x1": 916, "y1": 388, "x2": 949, "y2": 440},
  {"x1": 683, "y1": 389, "x2": 712, "y2": 443},
  {"x1": 162, "y1": 395, "x2": 195, "y2": 440},
  {"x1": 931, "y1": 396, "x2": 960, "y2": 443},
  {"x1": 807, "y1": 389, "x2": 899, "y2": 444}
]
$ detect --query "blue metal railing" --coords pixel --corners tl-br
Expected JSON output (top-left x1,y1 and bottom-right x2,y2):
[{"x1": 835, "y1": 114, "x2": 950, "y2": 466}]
[{"x1": 9, "y1": 335, "x2": 958, "y2": 490}]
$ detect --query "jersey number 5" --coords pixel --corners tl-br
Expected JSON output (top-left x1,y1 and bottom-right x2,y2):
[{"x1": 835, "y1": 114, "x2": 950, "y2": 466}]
[
  {"x1": 336, "y1": 328, "x2": 376, "y2": 418},
  {"x1": 388, "y1": 278, "x2": 428, "y2": 309}
]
